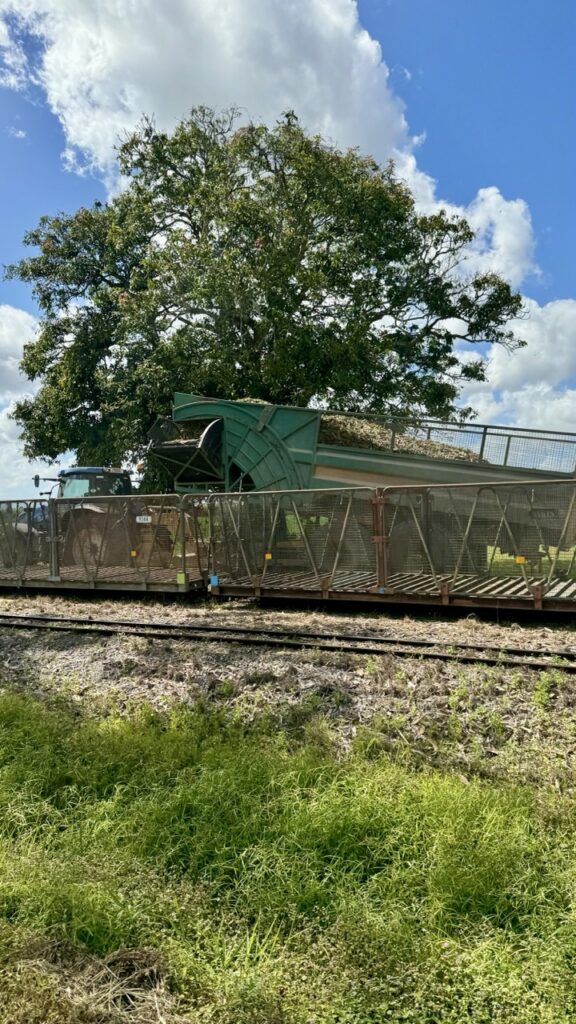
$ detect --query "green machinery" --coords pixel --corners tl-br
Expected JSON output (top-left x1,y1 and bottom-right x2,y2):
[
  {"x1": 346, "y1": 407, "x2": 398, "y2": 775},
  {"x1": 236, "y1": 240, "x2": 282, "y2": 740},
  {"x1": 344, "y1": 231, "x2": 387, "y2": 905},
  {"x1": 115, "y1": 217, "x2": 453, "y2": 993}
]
[{"x1": 149, "y1": 393, "x2": 576, "y2": 493}]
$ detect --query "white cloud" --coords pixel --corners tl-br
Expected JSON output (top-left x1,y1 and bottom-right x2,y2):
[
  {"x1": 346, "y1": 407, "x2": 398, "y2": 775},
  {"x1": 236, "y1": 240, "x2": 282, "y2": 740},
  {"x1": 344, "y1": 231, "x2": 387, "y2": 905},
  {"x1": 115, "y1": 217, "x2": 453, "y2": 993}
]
[
  {"x1": 0, "y1": 403, "x2": 48, "y2": 497},
  {"x1": 0, "y1": 0, "x2": 411, "y2": 174},
  {"x1": 394, "y1": 154, "x2": 536, "y2": 290},
  {"x1": 0, "y1": 0, "x2": 540, "y2": 292},
  {"x1": 462, "y1": 298, "x2": 576, "y2": 430},
  {"x1": 0, "y1": 302, "x2": 36, "y2": 402},
  {"x1": 7, "y1": 124, "x2": 25, "y2": 137},
  {"x1": 0, "y1": 10, "x2": 26, "y2": 88},
  {"x1": 0, "y1": 305, "x2": 46, "y2": 497},
  {"x1": 464, "y1": 188, "x2": 536, "y2": 289},
  {"x1": 489, "y1": 298, "x2": 576, "y2": 392}
]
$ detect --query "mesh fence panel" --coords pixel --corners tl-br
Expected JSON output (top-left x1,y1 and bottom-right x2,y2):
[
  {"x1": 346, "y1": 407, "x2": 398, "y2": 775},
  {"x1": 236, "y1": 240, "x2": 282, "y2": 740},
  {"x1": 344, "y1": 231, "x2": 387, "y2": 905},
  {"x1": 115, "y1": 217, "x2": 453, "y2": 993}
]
[
  {"x1": 207, "y1": 488, "x2": 377, "y2": 591},
  {"x1": 0, "y1": 499, "x2": 52, "y2": 582},
  {"x1": 407, "y1": 423, "x2": 576, "y2": 473},
  {"x1": 206, "y1": 482, "x2": 576, "y2": 603},
  {"x1": 181, "y1": 494, "x2": 211, "y2": 579},
  {"x1": 54, "y1": 494, "x2": 187, "y2": 585},
  {"x1": 2, "y1": 483, "x2": 576, "y2": 604},
  {"x1": 380, "y1": 481, "x2": 576, "y2": 597}
]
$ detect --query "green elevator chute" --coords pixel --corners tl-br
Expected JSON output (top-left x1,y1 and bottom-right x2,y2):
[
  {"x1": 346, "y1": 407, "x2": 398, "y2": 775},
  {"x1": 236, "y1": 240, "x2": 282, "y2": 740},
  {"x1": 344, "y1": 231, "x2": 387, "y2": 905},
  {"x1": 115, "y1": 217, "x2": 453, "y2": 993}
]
[{"x1": 153, "y1": 395, "x2": 320, "y2": 492}]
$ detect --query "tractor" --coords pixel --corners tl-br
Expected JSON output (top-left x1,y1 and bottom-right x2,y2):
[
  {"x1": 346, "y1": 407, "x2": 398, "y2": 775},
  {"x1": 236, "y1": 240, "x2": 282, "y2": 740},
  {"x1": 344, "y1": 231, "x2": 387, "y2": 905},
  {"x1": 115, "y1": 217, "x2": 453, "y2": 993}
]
[{"x1": 7, "y1": 467, "x2": 134, "y2": 568}]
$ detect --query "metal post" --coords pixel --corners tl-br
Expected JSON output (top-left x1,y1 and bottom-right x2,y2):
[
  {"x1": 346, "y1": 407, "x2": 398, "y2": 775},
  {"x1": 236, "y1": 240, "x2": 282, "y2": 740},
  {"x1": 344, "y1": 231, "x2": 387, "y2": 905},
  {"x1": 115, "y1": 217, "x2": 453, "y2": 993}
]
[
  {"x1": 478, "y1": 425, "x2": 488, "y2": 463},
  {"x1": 47, "y1": 499, "x2": 60, "y2": 581},
  {"x1": 371, "y1": 491, "x2": 387, "y2": 587},
  {"x1": 503, "y1": 434, "x2": 512, "y2": 467},
  {"x1": 179, "y1": 497, "x2": 187, "y2": 587}
]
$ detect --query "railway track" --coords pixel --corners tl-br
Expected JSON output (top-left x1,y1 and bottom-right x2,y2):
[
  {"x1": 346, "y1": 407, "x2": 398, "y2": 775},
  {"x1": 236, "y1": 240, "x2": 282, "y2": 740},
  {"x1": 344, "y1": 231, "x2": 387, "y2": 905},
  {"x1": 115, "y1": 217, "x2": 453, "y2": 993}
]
[{"x1": 0, "y1": 611, "x2": 574, "y2": 673}]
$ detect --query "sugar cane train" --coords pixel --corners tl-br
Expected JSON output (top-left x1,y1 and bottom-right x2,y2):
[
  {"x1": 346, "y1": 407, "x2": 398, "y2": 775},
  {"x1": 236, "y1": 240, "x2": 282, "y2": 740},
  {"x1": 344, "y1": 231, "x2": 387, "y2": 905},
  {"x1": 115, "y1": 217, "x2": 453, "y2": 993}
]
[{"x1": 1, "y1": 394, "x2": 576, "y2": 611}]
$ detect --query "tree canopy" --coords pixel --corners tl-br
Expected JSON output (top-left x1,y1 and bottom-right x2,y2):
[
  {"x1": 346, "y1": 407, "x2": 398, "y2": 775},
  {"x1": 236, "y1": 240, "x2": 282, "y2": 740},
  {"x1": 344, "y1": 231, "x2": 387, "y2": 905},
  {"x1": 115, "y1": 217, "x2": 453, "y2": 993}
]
[{"x1": 7, "y1": 107, "x2": 524, "y2": 465}]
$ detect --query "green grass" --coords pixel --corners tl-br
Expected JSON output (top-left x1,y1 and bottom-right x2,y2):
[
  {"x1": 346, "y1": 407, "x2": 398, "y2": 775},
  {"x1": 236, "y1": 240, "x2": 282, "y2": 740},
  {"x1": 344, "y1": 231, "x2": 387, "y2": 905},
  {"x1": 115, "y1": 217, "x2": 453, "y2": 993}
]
[
  {"x1": 487, "y1": 543, "x2": 576, "y2": 578},
  {"x1": 1, "y1": 691, "x2": 576, "y2": 1021}
]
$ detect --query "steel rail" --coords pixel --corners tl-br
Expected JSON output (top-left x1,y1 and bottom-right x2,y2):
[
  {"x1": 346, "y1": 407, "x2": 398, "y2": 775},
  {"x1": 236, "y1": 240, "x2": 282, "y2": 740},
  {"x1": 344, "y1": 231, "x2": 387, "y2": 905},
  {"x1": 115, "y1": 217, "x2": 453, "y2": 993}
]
[{"x1": 0, "y1": 611, "x2": 574, "y2": 672}]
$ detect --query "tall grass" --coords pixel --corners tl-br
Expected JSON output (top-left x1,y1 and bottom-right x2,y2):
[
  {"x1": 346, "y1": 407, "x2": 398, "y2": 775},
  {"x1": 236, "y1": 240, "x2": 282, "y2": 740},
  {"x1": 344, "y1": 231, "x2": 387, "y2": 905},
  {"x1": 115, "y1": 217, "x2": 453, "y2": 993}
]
[{"x1": 1, "y1": 690, "x2": 576, "y2": 1021}]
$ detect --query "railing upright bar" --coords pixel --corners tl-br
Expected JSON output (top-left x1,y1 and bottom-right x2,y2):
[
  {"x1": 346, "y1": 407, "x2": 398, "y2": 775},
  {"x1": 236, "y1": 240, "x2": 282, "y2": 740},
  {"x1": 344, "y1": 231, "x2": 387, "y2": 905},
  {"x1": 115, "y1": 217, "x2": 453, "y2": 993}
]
[
  {"x1": 48, "y1": 500, "x2": 60, "y2": 580},
  {"x1": 478, "y1": 426, "x2": 488, "y2": 462},
  {"x1": 327, "y1": 492, "x2": 354, "y2": 587},
  {"x1": 450, "y1": 491, "x2": 481, "y2": 585}
]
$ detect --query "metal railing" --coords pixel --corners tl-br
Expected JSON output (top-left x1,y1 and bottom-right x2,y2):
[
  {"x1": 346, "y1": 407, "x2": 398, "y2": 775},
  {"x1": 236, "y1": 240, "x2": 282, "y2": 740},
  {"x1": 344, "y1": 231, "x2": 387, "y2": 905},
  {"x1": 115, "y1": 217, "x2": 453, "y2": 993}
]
[
  {"x1": 410, "y1": 422, "x2": 576, "y2": 473},
  {"x1": 2, "y1": 481, "x2": 576, "y2": 606},
  {"x1": 376, "y1": 479, "x2": 576, "y2": 586},
  {"x1": 0, "y1": 494, "x2": 208, "y2": 590},
  {"x1": 205, "y1": 481, "x2": 576, "y2": 605},
  {"x1": 320, "y1": 413, "x2": 576, "y2": 474},
  {"x1": 203, "y1": 488, "x2": 375, "y2": 593}
]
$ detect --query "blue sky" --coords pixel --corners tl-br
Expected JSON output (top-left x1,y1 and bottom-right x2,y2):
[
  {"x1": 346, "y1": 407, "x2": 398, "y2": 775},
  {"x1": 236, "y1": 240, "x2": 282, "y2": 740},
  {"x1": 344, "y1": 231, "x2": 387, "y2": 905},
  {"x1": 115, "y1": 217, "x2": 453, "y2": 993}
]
[
  {"x1": 361, "y1": 0, "x2": 576, "y2": 306},
  {"x1": 0, "y1": 0, "x2": 575, "y2": 493},
  {"x1": 0, "y1": 86, "x2": 104, "y2": 312}
]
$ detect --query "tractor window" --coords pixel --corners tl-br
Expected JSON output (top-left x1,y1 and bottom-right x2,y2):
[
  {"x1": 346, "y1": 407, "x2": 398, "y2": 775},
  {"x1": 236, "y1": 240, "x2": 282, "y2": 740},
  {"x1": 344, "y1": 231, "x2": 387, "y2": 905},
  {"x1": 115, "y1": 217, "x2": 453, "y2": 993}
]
[
  {"x1": 60, "y1": 476, "x2": 92, "y2": 498},
  {"x1": 59, "y1": 474, "x2": 131, "y2": 498},
  {"x1": 102, "y1": 475, "x2": 131, "y2": 495}
]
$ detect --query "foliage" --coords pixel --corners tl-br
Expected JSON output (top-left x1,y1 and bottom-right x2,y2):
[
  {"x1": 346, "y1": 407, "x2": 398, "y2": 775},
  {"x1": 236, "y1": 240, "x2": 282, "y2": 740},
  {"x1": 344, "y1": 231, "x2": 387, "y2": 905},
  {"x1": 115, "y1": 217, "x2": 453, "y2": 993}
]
[
  {"x1": 7, "y1": 107, "x2": 524, "y2": 465},
  {"x1": 1, "y1": 690, "x2": 576, "y2": 1022}
]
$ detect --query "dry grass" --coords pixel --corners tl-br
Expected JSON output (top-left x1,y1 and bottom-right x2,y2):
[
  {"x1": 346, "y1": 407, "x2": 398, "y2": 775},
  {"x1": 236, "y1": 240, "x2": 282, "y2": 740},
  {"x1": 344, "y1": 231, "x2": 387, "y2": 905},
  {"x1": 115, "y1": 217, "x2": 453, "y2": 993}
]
[{"x1": 0, "y1": 936, "x2": 184, "y2": 1023}]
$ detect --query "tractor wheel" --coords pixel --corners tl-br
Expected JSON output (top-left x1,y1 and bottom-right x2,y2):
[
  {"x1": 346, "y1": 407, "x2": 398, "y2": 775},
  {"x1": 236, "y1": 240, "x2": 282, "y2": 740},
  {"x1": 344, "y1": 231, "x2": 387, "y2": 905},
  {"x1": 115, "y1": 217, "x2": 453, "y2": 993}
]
[{"x1": 68, "y1": 520, "x2": 106, "y2": 569}]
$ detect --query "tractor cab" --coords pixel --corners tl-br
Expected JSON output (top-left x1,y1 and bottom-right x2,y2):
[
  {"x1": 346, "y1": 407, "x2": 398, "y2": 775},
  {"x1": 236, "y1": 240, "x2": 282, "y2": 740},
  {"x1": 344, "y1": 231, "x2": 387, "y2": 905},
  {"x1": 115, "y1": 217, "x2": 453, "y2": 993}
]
[
  {"x1": 57, "y1": 467, "x2": 132, "y2": 498},
  {"x1": 34, "y1": 467, "x2": 133, "y2": 499}
]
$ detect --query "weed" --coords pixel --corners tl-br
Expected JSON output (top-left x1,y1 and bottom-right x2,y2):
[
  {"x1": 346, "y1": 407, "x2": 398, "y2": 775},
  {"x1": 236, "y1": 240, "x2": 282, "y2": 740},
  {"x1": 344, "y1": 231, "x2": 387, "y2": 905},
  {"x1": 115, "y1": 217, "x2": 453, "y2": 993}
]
[
  {"x1": 532, "y1": 671, "x2": 562, "y2": 710},
  {"x1": 213, "y1": 677, "x2": 237, "y2": 698},
  {"x1": 245, "y1": 669, "x2": 277, "y2": 687},
  {"x1": 448, "y1": 681, "x2": 469, "y2": 710}
]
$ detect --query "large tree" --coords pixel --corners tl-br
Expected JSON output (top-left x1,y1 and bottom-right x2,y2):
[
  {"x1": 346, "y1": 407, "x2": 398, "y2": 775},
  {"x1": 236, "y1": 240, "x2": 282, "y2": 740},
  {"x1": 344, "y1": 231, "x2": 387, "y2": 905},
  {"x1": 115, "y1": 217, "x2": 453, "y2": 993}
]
[{"x1": 7, "y1": 107, "x2": 524, "y2": 465}]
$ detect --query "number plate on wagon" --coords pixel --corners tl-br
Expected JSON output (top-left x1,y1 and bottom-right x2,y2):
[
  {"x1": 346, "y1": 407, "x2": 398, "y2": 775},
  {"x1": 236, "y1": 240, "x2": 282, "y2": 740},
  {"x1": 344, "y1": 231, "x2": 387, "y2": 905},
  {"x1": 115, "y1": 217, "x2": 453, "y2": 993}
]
[{"x1": 136, "y1": 515, "x2": 152, "y2": 524}]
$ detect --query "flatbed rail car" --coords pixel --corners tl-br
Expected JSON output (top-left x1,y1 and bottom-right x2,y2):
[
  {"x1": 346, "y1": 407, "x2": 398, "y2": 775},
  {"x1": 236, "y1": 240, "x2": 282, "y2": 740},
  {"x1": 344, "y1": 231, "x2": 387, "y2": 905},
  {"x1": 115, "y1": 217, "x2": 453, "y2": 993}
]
[{"x1": 2, "y1": 480, "x2": 576, "y2": 612}]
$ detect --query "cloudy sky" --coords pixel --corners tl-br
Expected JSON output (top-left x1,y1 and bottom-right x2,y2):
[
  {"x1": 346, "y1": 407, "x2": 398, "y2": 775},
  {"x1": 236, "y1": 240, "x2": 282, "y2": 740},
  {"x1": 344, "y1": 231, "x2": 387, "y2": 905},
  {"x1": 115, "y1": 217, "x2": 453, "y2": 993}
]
[{"x1": 0, "y1": 0, "x2": 575, "y2": 495}]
